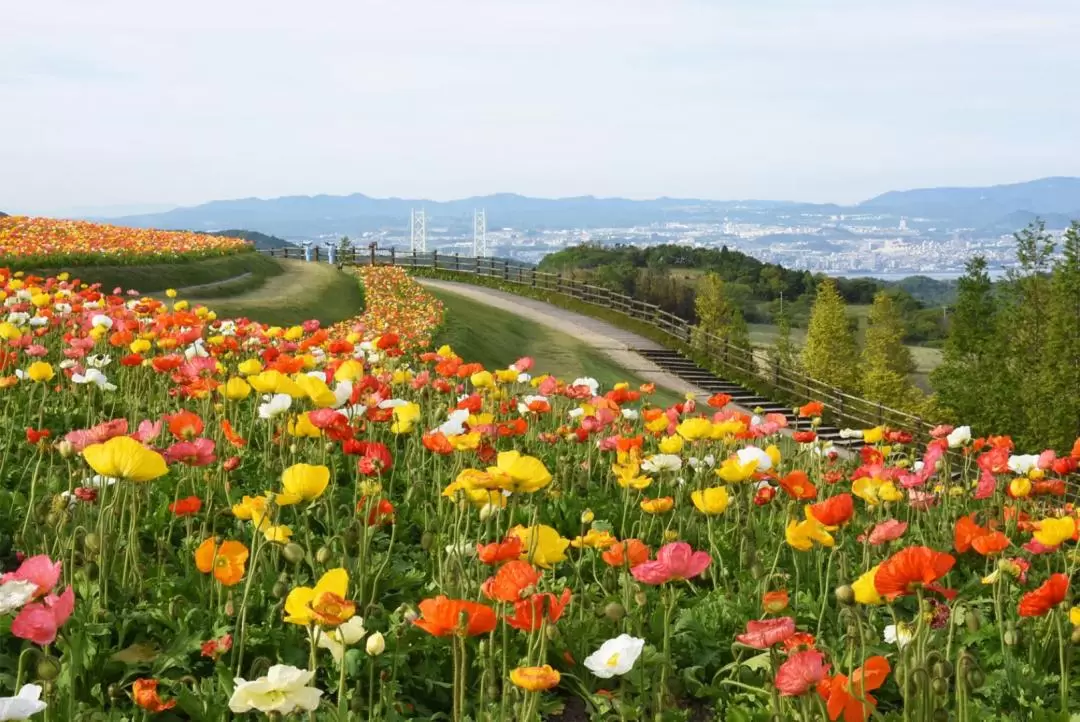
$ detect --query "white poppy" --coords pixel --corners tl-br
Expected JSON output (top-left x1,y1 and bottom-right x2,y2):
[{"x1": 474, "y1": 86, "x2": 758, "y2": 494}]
[
  {"x1": 315, "y1": 616, "x2": 367, "y2": 664},
  {"x1": 72, "y1": 368, "x2": 117, "y2": 391},
  {"x1": 516, "y1": 373, "x2": 531, "y2": 384},
  {"x1": 437, "y1": 409, "x2": 470, "y2": 436},
  {"x1": 332, "y1": 381, "x2": 353, "y2": 409},
  {"x1": 571, "y1": 377, "x2": 600, "y2": 395},
  {"x1": 0, "y1": 580, "x2": 37, "y2": 615},
  {"x1": 5, "y1": 312, "x2": 29, "y2": 325},
  {"x1": 621, "y1": 409, "x2": 640, "y2": 421},
  {"x1": 947, "y1": 426, "x2": 972, "y2": 448},
  {"x1": 376, "y1": 398, "x2": 408, "y2": 409},
  {"x1": 839, "y1": 428, "x2": 861, "y2": 439},
  {"x1": 584, "y1": 635, "x2": 646, "y2": 678},
  {"x1": 258, "y1": 393, "x2": 292, "y2": 419},
  {"x1": 86, "y1": 354, "x2": 111, "y2": 369},
  {"x1": 1008, "y1": 454, "x2": 1041, "y2": 475},
  {"x1": 0, "y1": 684, "x2": 47, "y2": 720},
  {"x1": 90, "y1": 314, "x2": 113, "y2": 329},
  {"x1": 641, "y1": 454, "x2": 682, "y2": 473},
  {"x1": 28, "y1": 316, "x2": 48, "y2": 328},
  {"x1": 365, "y1": 631, "x2": 386, "y2": 656},
  {"x1": 737, "y1": 445, "x2": 772, "y2": 472},
  {"x1": 229, "y1": 665, "x2": 323, "y2": 714},
  {"x1": 884, "y1": 623, "x2": 914, "y2": 649}
]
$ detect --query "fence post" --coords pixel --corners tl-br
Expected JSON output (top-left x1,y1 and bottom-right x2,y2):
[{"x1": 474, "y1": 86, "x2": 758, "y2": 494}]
[
  {"x1": 503, "y1": 259, "x2": 509, "y2": 281},
  {"x1": 454, "y1": 253, "x2": 460, "y2": 272},
  {"x1": 313, "y1": 246, "x2": 321, "y2": 262},
  {"x1": 390, "y1": 247, "x2": 396, "y2": 266},
  {"x1": 432, "y1": 249, "x2": 438, "y2": 269},
  {"x1": 369, "y1": 244, "x2": 376, "y2": 266},
  {"x1": 411, "y1": 249, "x2": 417, "y2": 267},
  {"x1": 531, "y1": 269, "x2": 536, "y2": 287}
]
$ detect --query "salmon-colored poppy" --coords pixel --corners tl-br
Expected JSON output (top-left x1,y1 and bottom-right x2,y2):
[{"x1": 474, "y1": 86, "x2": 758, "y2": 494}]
[
  {"x1": 873, "y1": 546, "x2": 955, "y2": 601},
  {"x1": 1018, "y1": 573, "x2": 1069, "y2": 617},
  {"x1": 481, "y1": 560, "x2": 541, "y2": 603},
  {"x1": 413, "y1": 596, "x2": 497, "y2": 637}
]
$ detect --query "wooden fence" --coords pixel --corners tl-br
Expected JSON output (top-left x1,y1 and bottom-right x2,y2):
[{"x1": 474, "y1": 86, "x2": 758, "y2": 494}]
[{"x1": 264, "y1": 246, "x2": 938, "y2": 442}]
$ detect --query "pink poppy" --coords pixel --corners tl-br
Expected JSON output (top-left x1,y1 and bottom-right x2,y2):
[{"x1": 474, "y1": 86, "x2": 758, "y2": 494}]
[
  {"x1": 163, "y1": 438, "x2": 216, "y2": 466},
  {"x1": 630, "y1": 542, "x2": 711, "y2": 585},
  {"x1": 930, "y1": 424, "x2": 954, "y2": 438},
  {"x1": 512, "y1": 356, "x2": 534, "y2": 372},
  {"x1": 1023, "y1": 539, "x2": 1058, "y2": 555},
  {"x1": 308, "y1": 409, "x2": 349, "y2": 429},
  {"x1": 775, "y1": 649, "x2": 830, "y2": 696},
  {"x1": 736, "y1": 617, "x2": 796, "y2": 649},
  {"x1": 131, "y1": 419, "x2": 163, "y2": 443},
  {"x1": 907, "y1": 490, "x2": 938, "y2": 511},
  {"x1": 973, "y1": 468, "x2": 997, "y2": 500},
  {"x1": 858, "y1": 520, "x2": 908, "y2": 546},
  {"x1": 64, "y1": 418, "x2": 129, "y2": 452},
  {"x1": 1, "y1": 555, "x2": 61, "y2": 598},
  {"x1": 538, "y1": 376, "x2": 559, "y2": 395},
  {"x1": 11, "y1": 586, "x2": 75, "y2": 646},
  {"x1": 24, "y1": 344, "x2": 48, "y2": 357}
]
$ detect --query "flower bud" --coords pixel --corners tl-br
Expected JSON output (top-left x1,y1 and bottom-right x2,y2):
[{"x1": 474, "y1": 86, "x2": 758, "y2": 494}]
[
  {"x1": 634, "y1": 591, "x2": 648, "y2": 607},
  {"x1": 604, "y1": 602, "x2": 626, "y2": 621},
  {"x1": 316, "y1": 546, "x2": 332, "y2": 564},
  {"x1": 83, "y1": 532, "x2": 101, "y2": 553},
  {"x1": 580, "y1": 509, "x2": 595, "y2": 524},
  {"x1": 834, "y1": 585, "x2": 855, "y2": 606},
  {"x1": 36, "y1": 657, "x2": 60, "y2": 681},
  {"x1": 283, "y1": 543, "x2": 305, "y2": 564},
  {"x1": 55, "y1": 440, "x2": 74, "y2": 458},
  {"x1": 272, "y1": 581, "x2": 288, "y2": 599},
  {"x1": 366, "y1": 631, "x2": 386, "y2": 656}
]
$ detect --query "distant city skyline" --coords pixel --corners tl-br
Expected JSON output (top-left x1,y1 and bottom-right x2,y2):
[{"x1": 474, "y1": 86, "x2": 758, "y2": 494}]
[{"x1": 3, "y1": 0, "x2": 1080, "y2": 216}]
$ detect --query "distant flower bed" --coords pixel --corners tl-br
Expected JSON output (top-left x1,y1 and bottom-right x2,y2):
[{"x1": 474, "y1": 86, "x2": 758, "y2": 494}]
[{"x1": 0, "y1": 216, "x2": 251, "y2": 266}]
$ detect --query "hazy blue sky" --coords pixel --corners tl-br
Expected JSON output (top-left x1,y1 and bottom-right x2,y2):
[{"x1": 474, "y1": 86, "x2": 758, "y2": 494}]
[{"x1": 3, "y1": 0, "x2": 1079, "y2": 215}]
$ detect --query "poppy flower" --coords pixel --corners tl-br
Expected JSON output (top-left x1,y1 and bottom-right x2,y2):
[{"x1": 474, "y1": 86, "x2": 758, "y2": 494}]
[
  {"x1": 780, "y1": 470, "x2": 817, "y2": 500},
  {"x1": 874, "y1": 546, "x2": 955, "y2": 601},
  {"x1": 284, "y1": 568, "x2": 356, "y2": 627},
  {"x1": 477, "y1": 536, "x2": 524, "y2": 565},
  {"x1": 355, "y1": 442, "x2": 393, "y2": 476},
  {"x1": 799, "y1": 401, "x2": 824, "y2": 418},
  {"x1": 200, "y1": 634, "x2": 233, "y2": 659},
  {"x1": 971, "y1": 531, "x2": 1010, "y2": 556},
  {"x1": 510, "y1": 665, "x2": 561, "y2": 692},
  {"x1": 2, "y1": 555, "x2": 61, "y2": 598},
  {"x1": 481, "y1": 561, "x2": 540, "y2": 603},
  {"x1": 82, "y1": 436, "x2": 168, "y2": 483},
  {"x1": 793, "y1": 430, "x2": 817, "y2": 444},
  {"x1": 165, "y1": 410, "x2": 204, "y2": 440},
  {"x1": 808, "y1": 494, "x2": 854, "y2": 527},
  {"x1": 511, "y1": 524, "x2": 570, "y2": 569},
  {"x1": 736, "y1": 617, "x2": 796, "y2": 649},
  {"x1": 763, "y1": 590, "x2": 789, "y2": 614},
  {"x1": 163, "y1": 438, "x2": 216, "y2": 467},
  {"x1": 25, "y1": 428, "x2": 50, "y2": 445},
  {"x1": 1018, "y1": 573, "x2": 1069, "y2": 617},
  {"x1": 706, "y1": 393, "x2": 732, "y2": 408},
  {"x1": 10, "y1": 586, "x2": 75, "y2": 646},
  {"x1": 278, "y1": 463, "x2": 330, "y2": 504},
  {"x1": 953, "y1": 514, "x2": 986, "y2": 553},
  {"x1": 358, "y1": 497, "x2": 395, "y2": 526},
  {"x1": 631, "y1": 542, "x2": 710, "y2": 585},
  {"x1": 690, "y1": 487, "x2": 730, "y2": 515},
  {"x1": 505, "y1": 588, "x2": 572, "y2": 631},
  {"x1": 168, "y1": 496, "x2": 202, "y2": 516},
  {"x1": 601, "y1": 539, "x2": 650, "y2": 568},
  {"x1": 133, "y1": 679, "x2": 176, "y2": 713},
  {"x1": 194, "y1": 539, "x2": 249, "y2": 586},
  {"x1": 413, "y1": 596, "x2": 497, "y2": 637},
  {"x1": 819, "y1": 655, "x2": 890, "y2": 722},
  {"x1": 640, "y1": 497, "x2": 674, "y2": 514},
  {"x1": 858, "y1": 519, "x2": 908, "y2": 546},
  {"x1": 775, "y1": 649, "x2": 830, "y2": 697}
]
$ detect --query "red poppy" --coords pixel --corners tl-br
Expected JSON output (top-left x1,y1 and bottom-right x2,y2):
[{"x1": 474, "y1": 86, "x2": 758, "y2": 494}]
[
  {"x1": 200, "y1": 633, "x2": 233, "y2": 659},
  {"x1": 168, "y1": 496, "x2": 202, "y2": 516},
  {"x1": 782, "y1": 632, "x2": 817, "y2": 653},
  {"x1": 25, "y1": 428, "x2": 51, "y2": 445},
  {"x1": 799, "y1": 401, "x2": 824, "y2": 418},
  {"x1": 953, "y1": 514, "x2": 985, "y2": 553},
  {"x1": 779, "y1": 470, "x2": 818, "y2": 500},
  {"x1": 736, "y1": 617, "x2": 796, "y2": 649},
  {"x1": 422, "y1": 432, "x2": 454, "y2": 455},
  {"x1": 355, "y1": 442, "x2": 393, "y2": 475},
  {"x1": 754, "y1": 486, "x2": 776, "y2": 506},
  {"x1": 477, "y1": 536, "x2": 525, "y2": 565},
  {"x1": 874, "y1": 546, "x2": 956, "y2": 600},
  {"x1": 707, "y1": 393, "x2": 732, "y2": 408},
  {"x1": 776, "y1": 649, "x2": 830, "y2": 697},
  {"x1": 132, "y1": 679, "x2": 176, "y2": 713},
  {"x1": 601, "y1": 539, "x2": 650, "y2": 568},
  {"x1": 497, "y1": 418, "x2": 529, "y2": 437},
  {"x1": 1018, "y1": 573, "x2": 1069, "y2": 617},
  {"x1": 808, "y1": 494, "x2": 854, "y2": 527},
  {"x1": 165, "y1": 410, "x2": 203, "y2": 440},
  {"x1": 793, "y1": 430, "x2": 817, "y2": 444},
  {"x1": 505, "y1": 588, "x2": 572, "y2": 631},
  {"x1": 413, "y1": 596, "x2": 497, "y2": 637},
  {"x1": 1032, "y1": 479, "x2": 1066, "y2": 497},
  {"x1": 358, "y1": 497, "x2": 395, "y2": 526},
  {"x1": 971, "y1": 531, "x2": 1010, "y2": 556},
  {"x1": 481, "y1": 560, "x2": 541, "y2": 603},
  {"x1": 819, "y1": 656, "x2": 890, "y2": 722}
]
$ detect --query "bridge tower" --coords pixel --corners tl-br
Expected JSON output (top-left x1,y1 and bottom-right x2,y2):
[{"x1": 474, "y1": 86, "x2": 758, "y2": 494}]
[
  {"x1": 409, "y1": 209, "x2": 427, "y2": 253},
  {"x1": 472, "y1": 209, "x2": 487, "y2": 257}
]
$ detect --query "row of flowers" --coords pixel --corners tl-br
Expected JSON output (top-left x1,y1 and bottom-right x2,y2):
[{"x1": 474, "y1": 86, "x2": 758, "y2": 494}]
[{"x1": 0, "y1": 261, "x2": 1078, "y2": 721}]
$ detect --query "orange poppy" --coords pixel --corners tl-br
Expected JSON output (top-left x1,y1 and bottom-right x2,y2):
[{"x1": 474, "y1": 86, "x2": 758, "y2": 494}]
[
  {"x1": 873, "y1": 546, "x2": 955, "y2": 601},
  {"x1": 799, "y1": 401, "x2": 824, "y2": 418},
  {"x1": 422, "y1": 432, "x2": 454, "y2": 455},
  {"x1": 602, "y1": 539, "x2": 650, "y2": 568},
  {"x1": 510, "y1": 665, "x2": 561, "y2": 691},
  {"x1": 168, "y1": 495, "x2": 202, "y2": 516},
  {"x1": 616, "y1": 435, "x2": 644, "y2": 454},
  {"x1": 505, "y1": 588, "x2": 572, "y2": 631},
  {"x1": 953, "y1": 514, "x2": 985, "y2": 553},
  {"x1": 413, "y1": 596, "x2": 497, "y2": 637},
  {"x1": 194, "y1": 538, "x2": 249, "y2": 586},
  {"x1": 1018, "y1": 573, "x2": 1069, "y2": 617},
  {"x1": 132, "y1": 679, "x2": 176, "y2": 713},
  {"x1": 970, "y1": 531, "x2": 1010, "y2": 556},
  {"x1": 763, "y1": 589, "x2": 790, "y2": 614},
  {"x1": 221, "y1": 419, "x2": 247, "y2": 448},
  {"x1": 808, "y1": 494, "x2": 854, "y2": 527},
  {"x1": 310, "y1": 592, "x2": 357, "y2": 626},
  {"x1": 166, "y1": 410, "x2": 204, "y2": 440},
  {"x1": 819, "y1": 655, "x2": 890, "y2": 722},
  {"x1": 477, "y1": 536, "x2": 525, "y2": 565},
  {"x1": 707, "y1": 393, "x2": 732, "y2": 408},
  {"x1": 481, "y1": 560, "x2": 541, "y2": 603},
  {"x1": 640, "y1": 497, "x2": 674, "y2": 514},
  {"x1": 779, "y1": 470, "x2": 818, "y2": 500}
]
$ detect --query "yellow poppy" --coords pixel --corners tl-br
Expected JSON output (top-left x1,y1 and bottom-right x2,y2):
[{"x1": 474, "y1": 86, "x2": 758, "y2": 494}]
[
  {"x1": 487, "y1": 451, "x2": 552, "y2": 493},
  {"x1": 221, "y1": 377, "x2": 252, "y2": 401},
  {"x1": 26, "y1": 362, "x2": 54, "y2": 383},
  {"x1": 676, "y1": 417, "x2": 712, "y2": 441},
  {"x1": 293, "y1": 374, "x2": 337, "y2": 408},
  {"x1": 334, "y1": 359, "x2": 364, "y2": 382},
  {"x1": 512, "y1": 524, "x2": 569, "y2": 569},
  {"x1": 691, "y1": 486, "x2": 730, "y2": 515},
  {"x1": 716, "y1": 456, "x2": 757, "y2": 483},
  {"x1": 785, "y1": 511, "x2": 835, "y2": 551},
  {"x1": 658, "y1": 435, "x2": 684, "y2": 454},
  {"x1": 852, "y1": 565, "x2": 883, "y2": 605},
  {"x1": 1034, "y1": 517, "x2": 1076, "y2": 547},
  {"x1": 641, "y1": 497, "x2": 674, "y2": 514},
  {"x1": 611, "y1": 461, "x2": 652, "y2": 490},
  {"x1": 82, "y1": 436, "x2": 168, "y2": 483},
  {"x1": 570, "y1": 529, "x2": 618, "y2": 549},
  {"x1": 237, "y1": 359, "x2": 263, "y2": 376},
  {"x1": 279, "y1": 463, "x2": 330, "y2": 504},
  {"x1": 284, "y1": 568, "x2": 353, "y2": 626},
  {"x1": 287, "y1": 413, "x2": 322, "y2": 439},
  {"x1": 390, "y1": 403, "x2": 421, "y2": 434}
]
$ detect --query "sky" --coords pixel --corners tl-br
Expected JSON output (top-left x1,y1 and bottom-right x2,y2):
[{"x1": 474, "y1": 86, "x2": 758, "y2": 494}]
[{"x1": 3, "y1": 0, "x2": 1080, "y2": 216}]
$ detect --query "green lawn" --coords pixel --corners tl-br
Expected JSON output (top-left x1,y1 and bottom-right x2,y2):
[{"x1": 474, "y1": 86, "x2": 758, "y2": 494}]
[
  {"x1": 430, "y1": 288, "x2": 684, "y2": 406},
  {"x1": 31, "y1": 251, "x2": 283, "y2": 294}
]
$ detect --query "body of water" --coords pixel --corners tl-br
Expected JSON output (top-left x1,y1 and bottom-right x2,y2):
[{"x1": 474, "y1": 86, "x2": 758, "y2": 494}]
[{"x1": 827, "y1": 269, "x2": 1009, "y2": 281}]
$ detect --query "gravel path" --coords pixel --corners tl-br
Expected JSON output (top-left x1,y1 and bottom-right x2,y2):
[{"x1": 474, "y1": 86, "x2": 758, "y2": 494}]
[{"x1": 417, "y1": 278, "x2": 709, "y2": 398}]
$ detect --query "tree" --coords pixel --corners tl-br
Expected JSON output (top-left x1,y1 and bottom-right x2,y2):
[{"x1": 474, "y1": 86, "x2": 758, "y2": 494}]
[
  {"x1": 1045, "y1": 221, "x2": 1080, "y2": 450},
  {"x1": 691, "y1": 272, "x2": 750, "y2": 358},
  {"x1": 801, "y1": 279, "x2": 860, "y2": 391},
  {"x1": 768, "y1": 307, "x2": 800, "y2": 377},
  {"x1": 337, "y1": 235, "x2": 354, "y2": 254},
  {"x1": 930, "y1": 256, "x2": 1004, "y2": 431},
  {"x1": 860, "y1": 291, "x2": 921, "y2": 410}
]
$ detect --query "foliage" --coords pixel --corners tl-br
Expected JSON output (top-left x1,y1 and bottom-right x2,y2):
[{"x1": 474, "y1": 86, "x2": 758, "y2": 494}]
[
  {"x1": 860, "y1": 292, "x2": 922, "y2": 411},
  {"x1": 801, "y1": 279, "x2": 860, "y2": 391},
  {"x1": 690, "y1": 273, "x2": 750, "y2": 356}
]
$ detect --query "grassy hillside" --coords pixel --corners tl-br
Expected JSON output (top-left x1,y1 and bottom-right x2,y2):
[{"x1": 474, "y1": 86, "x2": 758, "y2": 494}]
[
  {"x1": 30, "y1": 250, "x2": 283, "y2": 294},
  {"x1": 429, "y1": 288, "x2": 683, "y2": 406},
  {"x1": 184, "y1": 260, "x2": 365, "y2": 327}
]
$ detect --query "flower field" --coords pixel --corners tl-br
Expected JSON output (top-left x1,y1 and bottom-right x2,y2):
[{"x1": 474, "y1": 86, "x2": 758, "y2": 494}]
[
  {"x1": 1, "y1": 262, "x2": 1079, "y2": 722},
  {"x1": 0, "y1": 217, "x2": 251, "y2": 267}
]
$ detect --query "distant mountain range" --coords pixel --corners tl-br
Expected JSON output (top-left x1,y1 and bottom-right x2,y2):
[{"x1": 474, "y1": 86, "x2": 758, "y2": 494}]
[{"x1": 82, "y1": 176, "x2": 1080, "y2": 240}]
